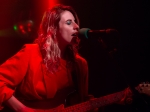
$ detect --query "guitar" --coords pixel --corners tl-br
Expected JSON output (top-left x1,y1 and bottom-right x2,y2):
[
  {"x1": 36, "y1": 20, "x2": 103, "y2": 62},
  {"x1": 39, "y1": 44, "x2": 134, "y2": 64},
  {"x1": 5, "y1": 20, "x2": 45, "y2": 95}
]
[
  {"x1": 0, "y1": 88, "x2": 132, "y2": 112},
  {"x1": 39, "y1": 87, "x2": 132, "y2": 112}
]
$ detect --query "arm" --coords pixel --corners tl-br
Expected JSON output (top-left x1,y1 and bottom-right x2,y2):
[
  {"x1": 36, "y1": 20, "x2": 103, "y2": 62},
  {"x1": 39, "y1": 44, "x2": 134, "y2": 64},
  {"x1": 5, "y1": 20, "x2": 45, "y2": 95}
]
[
  {"x1": 6, "y1": 96, "x2": 65, "y2": 112},
  {"x1": 5, "y1": 95, "x2": 34, "y2": 112},
  {"x1": 0, "y1": 44, "x2": 64, "y2": 112},
  {"x1": 0, "y1": 45, "x2": 31, "y2": 110}
]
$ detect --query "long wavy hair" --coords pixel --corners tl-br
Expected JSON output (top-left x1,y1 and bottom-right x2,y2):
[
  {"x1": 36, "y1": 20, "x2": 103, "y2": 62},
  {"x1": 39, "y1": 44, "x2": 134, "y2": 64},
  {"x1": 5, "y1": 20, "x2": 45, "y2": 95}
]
[{"x1": 34, "y1": 4, "x2": 80, "y2": 73}]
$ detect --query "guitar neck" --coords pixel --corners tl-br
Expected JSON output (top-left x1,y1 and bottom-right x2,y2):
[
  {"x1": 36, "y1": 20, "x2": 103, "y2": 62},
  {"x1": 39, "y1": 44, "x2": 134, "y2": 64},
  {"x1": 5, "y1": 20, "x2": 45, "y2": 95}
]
[{"x1": 62, "y1": 90, "x2": 125, "y2": 112}]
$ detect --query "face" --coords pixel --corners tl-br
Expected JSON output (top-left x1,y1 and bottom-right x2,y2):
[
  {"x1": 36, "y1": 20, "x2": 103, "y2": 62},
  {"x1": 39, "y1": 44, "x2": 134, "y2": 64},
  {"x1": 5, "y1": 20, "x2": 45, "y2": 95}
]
[{"x1": 57, "y1": 10, "x2": 79, "y2": 47}]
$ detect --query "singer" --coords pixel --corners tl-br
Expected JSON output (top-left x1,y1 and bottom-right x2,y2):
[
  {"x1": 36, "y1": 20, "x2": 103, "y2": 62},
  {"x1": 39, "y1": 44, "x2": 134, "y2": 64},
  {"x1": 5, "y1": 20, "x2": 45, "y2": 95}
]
[
  {"x1": 0, "y1": 4, "x2": 99, "y2": 112},
  {"x1": 0, "y1": 4, "x2": 130, "y2": 112}
]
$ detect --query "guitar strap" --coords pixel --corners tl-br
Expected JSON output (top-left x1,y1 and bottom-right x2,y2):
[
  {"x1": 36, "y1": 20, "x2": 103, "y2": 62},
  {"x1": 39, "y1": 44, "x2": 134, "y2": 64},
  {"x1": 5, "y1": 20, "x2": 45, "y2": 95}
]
[
  {"x1": 71, "y1": 59, "x2": 88, "y2": 103},
  {"x1": 71, "y1": 70, "x2": 78, "y2": 91},
  {"x1": 65, "y1": 45, "x2": 88, "y2": 103},
  {"x1": 71, "y1": 67, "x2": 84, "y2": 103}
]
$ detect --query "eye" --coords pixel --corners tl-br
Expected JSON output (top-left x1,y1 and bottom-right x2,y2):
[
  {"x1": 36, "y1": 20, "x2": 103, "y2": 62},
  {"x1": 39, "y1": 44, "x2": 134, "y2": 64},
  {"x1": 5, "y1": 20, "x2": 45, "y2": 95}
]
[{"x1": 66, "y1": 20, "x2": 72, "y2": 25}]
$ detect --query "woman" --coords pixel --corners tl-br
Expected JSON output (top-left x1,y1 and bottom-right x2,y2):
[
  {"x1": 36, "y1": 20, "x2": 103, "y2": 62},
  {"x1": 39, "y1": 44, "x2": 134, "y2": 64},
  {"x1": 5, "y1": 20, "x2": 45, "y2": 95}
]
[{"x1": 0, "y1": 4, "x2": 90, "y2": 112}]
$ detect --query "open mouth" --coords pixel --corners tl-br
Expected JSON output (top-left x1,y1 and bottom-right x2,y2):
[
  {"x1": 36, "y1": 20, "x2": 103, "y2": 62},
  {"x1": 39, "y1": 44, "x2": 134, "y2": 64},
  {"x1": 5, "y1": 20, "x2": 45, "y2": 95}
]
[{"x1": 72, "y1": 32, "x2": 78, "y2": 37}]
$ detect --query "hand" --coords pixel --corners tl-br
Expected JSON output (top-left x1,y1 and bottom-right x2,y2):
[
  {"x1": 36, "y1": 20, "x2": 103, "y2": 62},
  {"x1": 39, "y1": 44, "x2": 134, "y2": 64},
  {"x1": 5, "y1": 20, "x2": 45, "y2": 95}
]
[{"x1": 135, "y1": 83, "x2": 150, "y2": 96}]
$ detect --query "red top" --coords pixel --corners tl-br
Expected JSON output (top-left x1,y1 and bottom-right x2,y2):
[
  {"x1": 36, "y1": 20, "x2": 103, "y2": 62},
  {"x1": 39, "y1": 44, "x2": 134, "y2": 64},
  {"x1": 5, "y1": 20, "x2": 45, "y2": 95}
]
[{"x1": 0, "y1": 44, "x2": 89, "y2": 110}]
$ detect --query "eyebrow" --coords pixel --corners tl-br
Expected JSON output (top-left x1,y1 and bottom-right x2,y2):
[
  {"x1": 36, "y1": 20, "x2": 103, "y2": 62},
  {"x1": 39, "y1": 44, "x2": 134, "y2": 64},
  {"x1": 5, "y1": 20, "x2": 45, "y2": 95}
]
[
  {"x1": 66, "y1": 19, "x2": 76, "y2": 22},
  {"x1": 66, "y1": 19, "x2": 72, "y2": 21}
]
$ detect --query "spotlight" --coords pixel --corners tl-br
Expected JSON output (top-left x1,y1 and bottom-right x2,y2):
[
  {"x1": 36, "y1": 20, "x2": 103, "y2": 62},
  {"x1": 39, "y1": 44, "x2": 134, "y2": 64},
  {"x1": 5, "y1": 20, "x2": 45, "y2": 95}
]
[{"x1": 13, "y1": 20, "x2": 34, "y2": 37}]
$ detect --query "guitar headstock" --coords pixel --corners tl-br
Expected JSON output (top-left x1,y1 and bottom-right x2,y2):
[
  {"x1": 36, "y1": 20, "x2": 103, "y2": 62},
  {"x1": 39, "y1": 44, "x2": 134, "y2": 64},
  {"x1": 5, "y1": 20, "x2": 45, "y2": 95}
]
[{"x1": 135, "y1": 82, "x2": 150, "y2": 96}]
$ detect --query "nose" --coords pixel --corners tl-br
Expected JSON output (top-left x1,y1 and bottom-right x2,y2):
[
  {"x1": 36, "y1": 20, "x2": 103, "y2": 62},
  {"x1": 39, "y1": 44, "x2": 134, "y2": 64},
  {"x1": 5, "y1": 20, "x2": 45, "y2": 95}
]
[{"x1": 73, "y1": 23, "x2": 79, "y2": 31}]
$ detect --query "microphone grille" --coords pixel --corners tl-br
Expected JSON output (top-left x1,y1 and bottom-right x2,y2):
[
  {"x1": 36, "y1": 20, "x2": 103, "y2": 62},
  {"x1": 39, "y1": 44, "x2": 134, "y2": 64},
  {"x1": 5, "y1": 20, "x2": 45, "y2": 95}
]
[{"x1": 78, "y1": 28, "x2": 91, "y2": 39}]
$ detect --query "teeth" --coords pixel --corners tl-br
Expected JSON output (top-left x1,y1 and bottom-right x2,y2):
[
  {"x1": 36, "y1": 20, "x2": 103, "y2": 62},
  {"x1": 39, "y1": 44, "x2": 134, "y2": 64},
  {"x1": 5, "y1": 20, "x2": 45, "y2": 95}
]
[{"x1": 72, "y1": 33, "x2": 78, "y2": 36}]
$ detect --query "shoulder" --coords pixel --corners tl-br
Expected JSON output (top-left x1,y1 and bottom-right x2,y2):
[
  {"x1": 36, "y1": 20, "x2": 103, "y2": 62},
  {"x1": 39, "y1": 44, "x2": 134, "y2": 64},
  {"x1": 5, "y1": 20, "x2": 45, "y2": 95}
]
[
  {"x1": 15, "y1": 44, "x2": 41, "y2": 58},
  {"x1": 20, "y1": 44, "x2": 40, "y2": 53},
  {"x1": 75, "y1": 54, "x2": 88, "y2": 77},
  {"x1": 76, "y1": 54, "x2": 88, "y2": 65},
  {"x1": 23, "y1": 43, "x2": 39, "y2": 50}
]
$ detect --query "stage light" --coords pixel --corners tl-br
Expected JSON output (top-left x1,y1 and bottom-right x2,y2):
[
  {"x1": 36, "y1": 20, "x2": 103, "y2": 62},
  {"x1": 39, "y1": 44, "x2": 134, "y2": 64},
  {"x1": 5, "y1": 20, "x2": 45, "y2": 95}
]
[
  {"x1": 48, "y1": 0, "x2": 58, "y2": 9},
  {"x1": 13, "y1": 25, "x2": 17, "y2": 31},
  {"x1": 13, "y1": 20, "x2": 34, "y2": 36}
]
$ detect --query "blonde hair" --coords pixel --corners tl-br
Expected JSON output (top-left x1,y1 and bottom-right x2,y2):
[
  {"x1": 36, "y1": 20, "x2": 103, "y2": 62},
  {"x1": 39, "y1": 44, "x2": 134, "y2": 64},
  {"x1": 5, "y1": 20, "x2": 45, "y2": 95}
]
[{"x1": 34, "y1": 4, "x2": 80, "y2": 73}]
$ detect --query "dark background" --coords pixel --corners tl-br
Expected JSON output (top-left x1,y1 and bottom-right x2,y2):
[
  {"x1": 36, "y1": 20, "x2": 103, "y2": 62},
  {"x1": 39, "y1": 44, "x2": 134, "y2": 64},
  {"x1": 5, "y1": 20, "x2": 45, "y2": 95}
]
[{"x1": 0, "y1": 0, "x2": 149, "y2": 111}]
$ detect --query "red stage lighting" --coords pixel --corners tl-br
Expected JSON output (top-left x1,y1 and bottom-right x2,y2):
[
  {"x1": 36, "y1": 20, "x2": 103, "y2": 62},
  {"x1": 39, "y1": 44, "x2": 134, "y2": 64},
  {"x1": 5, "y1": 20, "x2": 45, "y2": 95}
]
[
  {"x1": 13, "y1": 20, "x2": 34, "y2": 37},
  {"x1": 48, "y1": 0, "x2": 58, "y2": 9}
]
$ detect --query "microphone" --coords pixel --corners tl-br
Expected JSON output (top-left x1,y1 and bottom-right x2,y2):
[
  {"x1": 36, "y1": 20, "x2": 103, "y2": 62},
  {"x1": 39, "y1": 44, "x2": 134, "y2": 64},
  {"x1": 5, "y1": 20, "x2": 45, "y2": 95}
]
[
  {"x1": 78, "y1": 28, "x2": 119, "y2": 39},
  {"x1": 78, "y1": 28, "x2": 120, "y2": 52}
]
